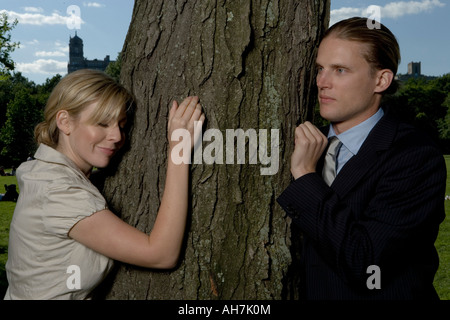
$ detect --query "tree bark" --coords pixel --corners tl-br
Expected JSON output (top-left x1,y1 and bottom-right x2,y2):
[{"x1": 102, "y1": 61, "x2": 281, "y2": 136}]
[{"x1": 100, "y1": 0, "x2": 329, "y2": 300}]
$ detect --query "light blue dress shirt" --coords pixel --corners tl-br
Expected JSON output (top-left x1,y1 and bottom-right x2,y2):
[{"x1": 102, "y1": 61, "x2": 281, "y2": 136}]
[{"x1": 327, "y1": 108, "x2": 384, "y2": 174}]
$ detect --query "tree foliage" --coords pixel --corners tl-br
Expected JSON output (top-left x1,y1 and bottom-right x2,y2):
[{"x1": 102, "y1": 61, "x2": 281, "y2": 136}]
[
  {"x1": 105, "y1": 52, "x2": 122, "y2": 82},
  {"x1": 383, "y1": 74, "x2": 450, "y2": 152},
  {"x1": 0, "y1": 73, "x2": 61, "y2": 167},
  {"x1": 438, "y1": 92, "x2": 450, "y2": 140},
  {"x1": 0, "y1": 86, "x2": 41, "y2": 164},
  {"x1": 0, "y1": 12, "x2": 20, "y2": 72}
]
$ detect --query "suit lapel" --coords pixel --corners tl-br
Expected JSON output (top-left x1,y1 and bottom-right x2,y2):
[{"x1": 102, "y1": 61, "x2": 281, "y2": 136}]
[{"x1": 329, "y1": 114, "x2": 399, "y2": 198}]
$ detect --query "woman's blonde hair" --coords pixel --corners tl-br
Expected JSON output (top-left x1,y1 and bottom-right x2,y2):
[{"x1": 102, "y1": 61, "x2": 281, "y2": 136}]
[{"x1": 35, "y1": 69, "x2": 134, "y2": 148}]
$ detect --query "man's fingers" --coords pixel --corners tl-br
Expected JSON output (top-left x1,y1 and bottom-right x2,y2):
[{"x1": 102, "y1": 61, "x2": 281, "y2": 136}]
[{"x1": 296, "y1": 121, "x2": 327, "y2": 145}]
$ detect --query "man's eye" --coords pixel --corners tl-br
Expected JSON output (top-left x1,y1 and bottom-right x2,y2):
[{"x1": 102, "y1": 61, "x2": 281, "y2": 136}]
[{"x1": 98, "y1": 123, "x2": 109, "y2": 127}]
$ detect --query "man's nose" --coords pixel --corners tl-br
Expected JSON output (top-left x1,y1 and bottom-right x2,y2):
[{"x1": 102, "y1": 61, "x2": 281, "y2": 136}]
[{"x1": 316, "y1": 70, "x2": 331, "y2": 89}]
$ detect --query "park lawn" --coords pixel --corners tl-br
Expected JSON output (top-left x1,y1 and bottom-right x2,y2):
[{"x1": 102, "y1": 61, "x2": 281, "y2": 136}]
[
  {"x1": 0, "y1": 162, "x2": 449, "y2": 299},
  {"x1": 433, "y1": 155, "x2": 450, "y2": 299},
  {"x1": 0, "y1": 173, "x2": 18, "y2": 297}
]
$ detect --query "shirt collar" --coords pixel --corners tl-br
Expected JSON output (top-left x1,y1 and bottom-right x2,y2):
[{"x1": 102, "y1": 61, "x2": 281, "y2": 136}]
[
  {"x1": 327, "y1": 108, "x2": 384, "y2": 156},
  {"x1": 34, "y1": 143, "x2": 87, "y2": 178}
]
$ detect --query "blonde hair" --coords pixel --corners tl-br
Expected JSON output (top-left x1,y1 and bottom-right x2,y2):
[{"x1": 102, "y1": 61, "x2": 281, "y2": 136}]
[{"x1": 35, "y1": 69, "x2": 134, "y2": 148}]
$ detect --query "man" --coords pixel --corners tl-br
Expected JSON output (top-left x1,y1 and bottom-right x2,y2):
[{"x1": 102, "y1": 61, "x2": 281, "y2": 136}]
[{"x1": 277, "y1": 17, "x2": 446, "y2": 300}]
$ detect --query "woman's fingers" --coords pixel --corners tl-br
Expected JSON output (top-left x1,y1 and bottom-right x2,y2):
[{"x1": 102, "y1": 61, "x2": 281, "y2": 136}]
[
  {"x1": 176, "y1": 96, "x2": 198, "y2": 119},
  {"x1": 168, "y1": 96, "x2": 205, "y2": 149},
  {"x1": 190, "y1": 102, "x2": 203, "y2": 123},
  {"x1": 174, "y1": 96, "x2": 204, "y2": 127},
  {"x1": 168, "y1": 100, "x2": 178, "y2": 122}
]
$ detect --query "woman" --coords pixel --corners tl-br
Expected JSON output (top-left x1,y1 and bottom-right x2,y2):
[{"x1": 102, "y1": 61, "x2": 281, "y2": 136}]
[{"x1": 4, "y1": 69, "x2": 205, "y2": 299}]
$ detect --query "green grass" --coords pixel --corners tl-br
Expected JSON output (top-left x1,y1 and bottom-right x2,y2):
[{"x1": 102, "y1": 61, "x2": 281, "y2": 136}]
[
  {"x1": 0, "y1": 163, "x2": 449, "y2": 299},
  {"x1": 433, "y1": 155, "x2": 450, "y2": 299},
  {"x1": 0, "y1": 173, "x2": 18, "y2": 298}
]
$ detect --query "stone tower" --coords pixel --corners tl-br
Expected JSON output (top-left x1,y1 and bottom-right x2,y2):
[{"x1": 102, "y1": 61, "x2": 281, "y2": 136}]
[
  {"x1": 68, "y1": 32, "x2": 84, "y2": 73},
  {"x1": 67, "y1": 32, "x2": 113, "y2": 74}
]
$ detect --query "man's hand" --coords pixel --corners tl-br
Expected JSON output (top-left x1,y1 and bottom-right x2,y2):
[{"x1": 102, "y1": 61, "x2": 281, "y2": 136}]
[{"x1": 290, "y1": 121, "x2": 328, "y2": 179}]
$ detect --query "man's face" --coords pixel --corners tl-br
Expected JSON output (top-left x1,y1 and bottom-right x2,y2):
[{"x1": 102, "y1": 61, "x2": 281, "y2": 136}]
[{"x1": 316, "y1": 36, "x2": 382, "y2": 133}]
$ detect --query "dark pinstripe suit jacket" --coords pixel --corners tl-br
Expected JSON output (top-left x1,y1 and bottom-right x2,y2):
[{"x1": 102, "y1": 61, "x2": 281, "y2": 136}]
[{"x1": 277, "y1": 111, "x2": 447, "y2": 300}]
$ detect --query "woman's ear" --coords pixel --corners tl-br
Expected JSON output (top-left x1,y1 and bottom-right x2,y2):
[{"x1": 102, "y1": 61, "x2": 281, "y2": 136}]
[
  {"x1": 56, "y1": 110, "x2": 71, "y2": 135},
  {"x1": 374, "y1": 69, "x2": 394, "y2": 94}
]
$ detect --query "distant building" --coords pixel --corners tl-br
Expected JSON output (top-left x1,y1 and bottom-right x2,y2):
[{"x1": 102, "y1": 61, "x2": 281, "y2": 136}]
[
  {"x1": 407, "y1": 61, "x2": 421, "y2": 77},
  {"x1": 67, "y1": 32, "x2": 113, "y2": 73},
  {"x1": 396, "y1": 61, "x2": 436, "y2": 82}
]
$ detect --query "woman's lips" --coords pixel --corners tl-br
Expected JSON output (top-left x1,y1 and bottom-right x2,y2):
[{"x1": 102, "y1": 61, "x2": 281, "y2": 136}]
[{"x1": 98, "y1": 147, "x2": 116, "y2": 156}]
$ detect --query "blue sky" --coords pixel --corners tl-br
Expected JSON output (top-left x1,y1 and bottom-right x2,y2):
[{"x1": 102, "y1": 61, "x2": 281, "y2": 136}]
[
  {"x1": 1, "y1": 0, "x2": 134, "y2": 84},
  {"x1": 1, "y1": 0, "x2": 449, "y2": 84},
  {"x1": 331, "y1": 0, "x2": 450, "y2": 78}
]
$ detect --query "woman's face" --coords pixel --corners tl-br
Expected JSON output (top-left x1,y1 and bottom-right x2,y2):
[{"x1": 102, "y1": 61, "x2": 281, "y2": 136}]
[{"x1": 58, "y1": 102, "x2": 127, "y2": 176}]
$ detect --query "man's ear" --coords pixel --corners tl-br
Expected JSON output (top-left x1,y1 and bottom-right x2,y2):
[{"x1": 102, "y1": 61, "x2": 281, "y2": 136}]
[
  {"x1": 374, "y1": 69, "x2": 394, "y2": 94},
  {"x1": 56, "y1": 110, "x2": 71, "y2": 135}
]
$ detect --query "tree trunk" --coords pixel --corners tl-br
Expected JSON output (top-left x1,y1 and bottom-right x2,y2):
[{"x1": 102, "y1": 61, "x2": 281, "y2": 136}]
[{"x1": 100, "y1": 0, "x2": 329, "y2": 300}]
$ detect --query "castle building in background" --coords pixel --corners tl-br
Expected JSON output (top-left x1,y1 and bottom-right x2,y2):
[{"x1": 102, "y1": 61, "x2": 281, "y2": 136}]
[
  {"x1": 408, "y1": 62, "x2": 421, "y2": 77},
  {"x1": 396, "y1": 61, "x2": 437, "y2": 82},
  {"x1": 67, "y1": 32, "x2": 114, "y2": 73}
]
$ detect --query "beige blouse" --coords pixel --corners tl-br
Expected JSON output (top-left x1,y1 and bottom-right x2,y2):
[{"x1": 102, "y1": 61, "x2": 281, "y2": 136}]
[{"x1": 4, "y1": 144, "x2": 113, "y2": 300}]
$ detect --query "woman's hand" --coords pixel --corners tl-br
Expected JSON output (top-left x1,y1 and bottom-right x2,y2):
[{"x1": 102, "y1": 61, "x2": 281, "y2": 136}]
[{"x1": 168, "y1": 96, "x2": 205, "y2": 151}]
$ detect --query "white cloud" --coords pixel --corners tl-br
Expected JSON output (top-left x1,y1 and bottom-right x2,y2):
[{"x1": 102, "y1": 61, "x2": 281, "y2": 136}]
[
  {"x1": 27, "y1": 39, "x2": 40, "y2": 45},
  {"x1": 23, "y1": 7, "x2": 44, "y2": 13},
  {"x1": 330, "y1": 7, "x2": 362, "y2": 25},
  {"x1": 0, "y1": 9, "x2": 84, "y2": 26},
  {"x1": 54, "y1": 41, "x2": 69, "y2": 53},
  {"x1": 16, "y1": 59, "x2": 67, "y2": 75},
  {"x1": 83, "y1": 2, "x2": 106, "y2": 8},
  {"x1": 383, "y1": 0, "x2": 445, "y2": 18},
  {"x1": 35, "y1": 51, "x2": 66, "y2": 58},
  {"x1": 34, "y1": 41, "x2": 69, "y2": 57},
  {"x1": 18, "y1": 39, "x2": 39, "y2": 49},
  {"x1": 330, "y1": 0, "x2": 445, "y2": 25}
]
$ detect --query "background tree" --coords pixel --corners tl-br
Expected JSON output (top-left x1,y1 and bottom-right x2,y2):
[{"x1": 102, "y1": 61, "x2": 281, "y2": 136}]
[
  {"x1": 105, "y1": 52, "x2": 122, "y2": 82},
  {"x1": 0, "y1": 73, "x2": 14, "y2": 127},
  {"x1": 383, "y1": 74, "x2": 450, "y2": 152},
  {"x1": 0, "y1": 12, "x2": 20, "y2": 72},
  {"x1": 0, "y1": 73, "x2": 60, "y2": 166},
  {"x1": 0, "y1": 86, "x2": 42, "y2": 166},
  {"x1": 35, "y1": 74, "x2": 62, "y2": 107},
  {"x1": 99, "y1": 0, "x2": 330, "y2": 299},
  {"x1": 437, "y1": 91, "x2": 450, "y2": 142}
]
